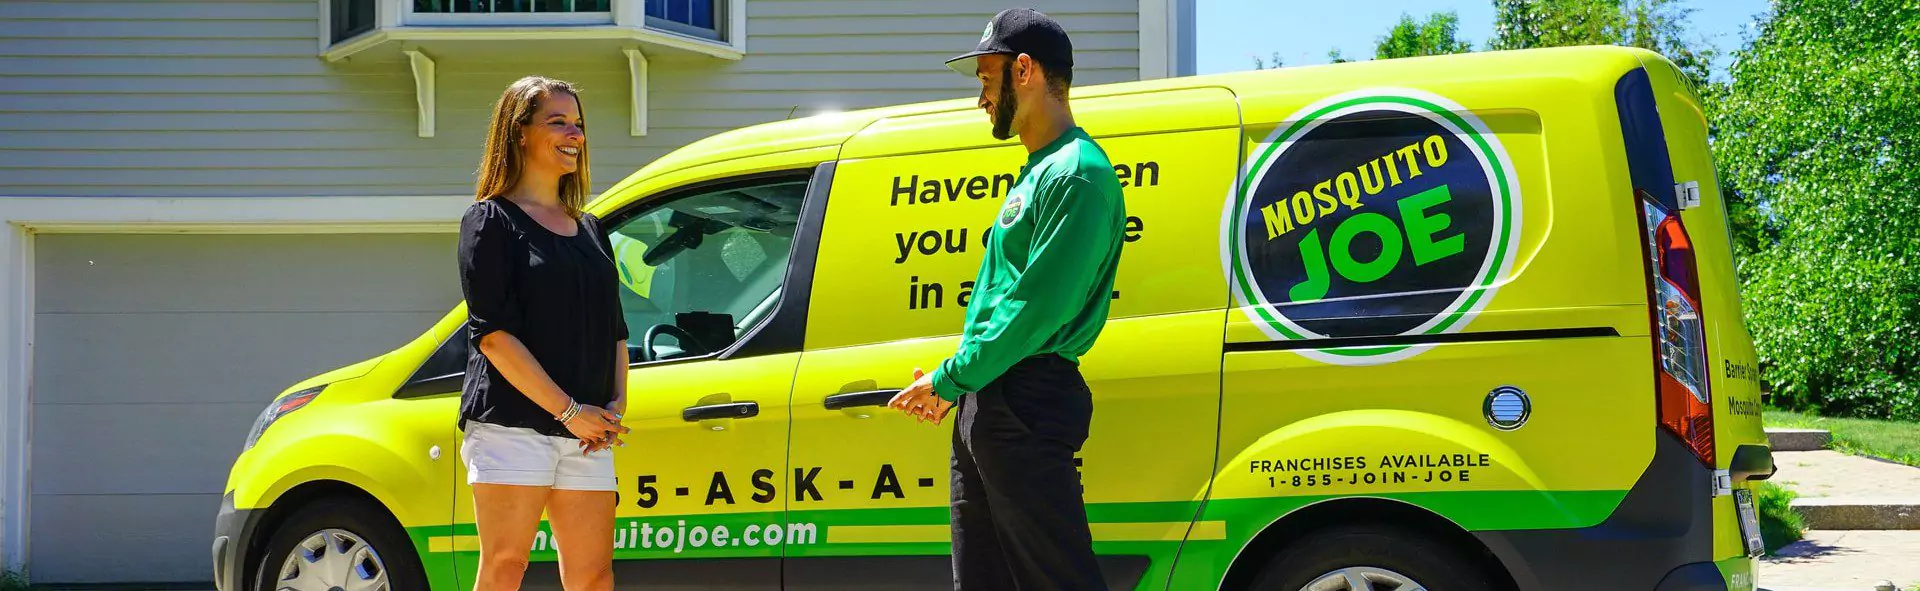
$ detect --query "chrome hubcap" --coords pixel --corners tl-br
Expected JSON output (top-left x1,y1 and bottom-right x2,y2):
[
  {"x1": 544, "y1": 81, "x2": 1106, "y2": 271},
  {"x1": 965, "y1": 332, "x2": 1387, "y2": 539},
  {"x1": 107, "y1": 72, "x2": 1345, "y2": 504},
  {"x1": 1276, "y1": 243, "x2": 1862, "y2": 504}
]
[
  {"x1": 274, "y1": 528, "x2": 389, "y2": 591},
  {"x1": 1300, "y1": 566, "x2": 1427, "y2": 591}
]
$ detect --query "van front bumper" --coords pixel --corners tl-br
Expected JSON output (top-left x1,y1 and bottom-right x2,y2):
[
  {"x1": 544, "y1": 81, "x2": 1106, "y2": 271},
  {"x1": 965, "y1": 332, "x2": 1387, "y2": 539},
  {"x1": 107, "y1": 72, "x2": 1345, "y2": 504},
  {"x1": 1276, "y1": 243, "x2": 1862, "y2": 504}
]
[{"x1": 212, "y1": 492, "x2": 265, "y2": 591}]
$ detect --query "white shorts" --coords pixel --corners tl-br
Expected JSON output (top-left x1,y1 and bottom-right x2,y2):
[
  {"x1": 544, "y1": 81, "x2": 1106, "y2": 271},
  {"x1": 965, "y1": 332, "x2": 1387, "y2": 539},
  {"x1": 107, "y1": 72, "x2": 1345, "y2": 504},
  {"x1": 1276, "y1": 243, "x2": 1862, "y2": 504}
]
[{"x1": 460, "y1": 421, "x2": 616, "y2": 491}]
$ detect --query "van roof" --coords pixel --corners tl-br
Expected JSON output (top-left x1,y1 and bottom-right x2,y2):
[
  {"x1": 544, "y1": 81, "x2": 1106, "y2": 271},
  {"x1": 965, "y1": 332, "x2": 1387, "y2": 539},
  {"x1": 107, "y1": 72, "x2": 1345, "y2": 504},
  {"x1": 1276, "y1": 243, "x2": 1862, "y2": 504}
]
[{"x1": 603, "y1": 45, "x2": 1667, "y2": 197}]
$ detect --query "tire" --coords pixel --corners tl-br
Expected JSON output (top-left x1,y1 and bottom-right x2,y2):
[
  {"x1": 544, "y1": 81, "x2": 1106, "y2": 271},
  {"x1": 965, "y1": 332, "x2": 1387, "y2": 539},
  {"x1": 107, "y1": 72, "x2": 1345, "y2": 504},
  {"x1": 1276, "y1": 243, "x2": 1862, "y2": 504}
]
[
  {"x1": 1247, "y1": 524, "x2": 1497, "y2": 591},
  {"x1": 253, "y1": 497, "x2": 428, "y2": 591}
]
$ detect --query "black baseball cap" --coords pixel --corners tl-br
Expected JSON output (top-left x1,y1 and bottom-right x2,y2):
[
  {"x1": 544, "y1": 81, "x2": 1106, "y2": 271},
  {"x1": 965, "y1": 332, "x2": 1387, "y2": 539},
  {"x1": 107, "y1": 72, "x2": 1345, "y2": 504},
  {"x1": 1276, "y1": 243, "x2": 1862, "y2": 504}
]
[{"x1": 945, "y1": 8, "x2": 1074, "y2": 77}]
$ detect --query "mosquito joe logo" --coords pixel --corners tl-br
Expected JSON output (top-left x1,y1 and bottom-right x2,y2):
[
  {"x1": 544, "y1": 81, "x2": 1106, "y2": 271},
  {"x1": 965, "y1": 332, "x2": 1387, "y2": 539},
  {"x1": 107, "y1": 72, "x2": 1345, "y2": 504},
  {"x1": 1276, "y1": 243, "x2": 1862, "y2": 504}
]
[
  {"x1": 1225, "y1": 89, "x2": 1521, "y2": 365},
  {"x1": 998, "y1": 192, "x2": 1025, "y2": 228}
]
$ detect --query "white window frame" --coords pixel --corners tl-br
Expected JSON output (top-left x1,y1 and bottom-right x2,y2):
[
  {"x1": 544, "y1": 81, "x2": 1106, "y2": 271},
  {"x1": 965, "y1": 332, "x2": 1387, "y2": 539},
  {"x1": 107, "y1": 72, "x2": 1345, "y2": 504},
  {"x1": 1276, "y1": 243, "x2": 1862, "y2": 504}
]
[
  {"x1": 404, "y1": 10, "x2": 615, "y2": 27},
  {"x1": 626, "y1": 0, "x2": 727, "y2": 43},
  {"x1": 1138, "y1": 0, "x2": 1196, "y2": 79},
  {"x1": 317, "y1": 0, "x2": 743, "y2": 138},
  {"x1": 396, "y1": 0, "x2": 615, "y2": 28},
  {"x1": 318, "y1": 0, "x2": 748, "y2": 61}
]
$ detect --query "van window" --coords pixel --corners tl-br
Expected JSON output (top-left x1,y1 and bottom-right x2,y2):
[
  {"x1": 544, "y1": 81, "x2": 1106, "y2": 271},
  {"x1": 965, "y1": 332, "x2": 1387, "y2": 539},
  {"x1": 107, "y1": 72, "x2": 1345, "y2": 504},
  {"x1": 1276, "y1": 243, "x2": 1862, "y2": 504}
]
[
  {"x1": 607, "y1": 178, "x2": 808, "y2": 362},
  {"x1": 395, "y1": 332, "x2": 467, "y2": 398},
  {"x1": 394, "y1": 176, "x2": 810, "y2": 397}
]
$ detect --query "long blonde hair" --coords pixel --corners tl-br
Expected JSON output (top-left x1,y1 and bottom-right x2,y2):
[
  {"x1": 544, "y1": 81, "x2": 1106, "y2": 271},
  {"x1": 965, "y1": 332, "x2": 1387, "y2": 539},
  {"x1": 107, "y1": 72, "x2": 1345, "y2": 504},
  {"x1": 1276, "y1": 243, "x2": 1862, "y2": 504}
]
[{"x1": 474, "y1": 76, "x2": 592, "y2": 219}]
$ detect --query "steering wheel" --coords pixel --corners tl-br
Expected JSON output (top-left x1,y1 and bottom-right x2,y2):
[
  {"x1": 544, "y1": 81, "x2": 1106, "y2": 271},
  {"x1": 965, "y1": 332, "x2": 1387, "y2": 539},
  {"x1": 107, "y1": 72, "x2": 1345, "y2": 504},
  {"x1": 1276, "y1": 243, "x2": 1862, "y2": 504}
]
[{"x1": 641, "y1": 323, "x2": 705, "y2": 362}]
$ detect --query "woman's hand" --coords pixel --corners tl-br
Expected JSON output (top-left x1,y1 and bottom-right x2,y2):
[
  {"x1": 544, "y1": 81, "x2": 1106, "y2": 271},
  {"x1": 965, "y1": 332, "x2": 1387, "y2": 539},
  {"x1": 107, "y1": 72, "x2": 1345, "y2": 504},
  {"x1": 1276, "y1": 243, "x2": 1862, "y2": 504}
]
[{"x1": 566, "y1": 404, "x2": 629, "y2": 453}]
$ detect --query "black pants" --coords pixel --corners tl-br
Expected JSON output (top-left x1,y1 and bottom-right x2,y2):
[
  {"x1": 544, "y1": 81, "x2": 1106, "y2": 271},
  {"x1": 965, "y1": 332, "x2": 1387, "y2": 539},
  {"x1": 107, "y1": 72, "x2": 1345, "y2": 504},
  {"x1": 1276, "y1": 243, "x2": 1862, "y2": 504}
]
[{"x1": 950, "y1": 355, "x2": 1106, "y2": 591}]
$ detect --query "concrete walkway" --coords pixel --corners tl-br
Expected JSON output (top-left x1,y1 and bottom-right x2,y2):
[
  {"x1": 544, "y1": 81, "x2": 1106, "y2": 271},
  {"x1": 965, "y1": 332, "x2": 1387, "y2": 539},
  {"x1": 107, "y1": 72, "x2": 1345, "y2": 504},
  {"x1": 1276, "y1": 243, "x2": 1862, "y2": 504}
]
[
  {"x1": 1773, "y1": 450, "x2": 1920, "y2": 502},
  {"x1": 1759, "y1": 530, "x2": 1920, "y2": 590},
  {"x1": 1759, "y1": 447, "x2": 1920, "y2": 590},
  {"x1": 1773, "y1": 450, "x2": 1920, "y2": 530}
]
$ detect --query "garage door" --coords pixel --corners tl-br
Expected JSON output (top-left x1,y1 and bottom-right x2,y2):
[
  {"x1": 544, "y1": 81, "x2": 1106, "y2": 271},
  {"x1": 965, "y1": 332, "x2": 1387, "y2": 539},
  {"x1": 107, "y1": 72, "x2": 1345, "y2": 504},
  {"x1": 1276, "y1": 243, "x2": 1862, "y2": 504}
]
[{"x1": 29, "y1": 233, "x2": 459, "y2": 584}]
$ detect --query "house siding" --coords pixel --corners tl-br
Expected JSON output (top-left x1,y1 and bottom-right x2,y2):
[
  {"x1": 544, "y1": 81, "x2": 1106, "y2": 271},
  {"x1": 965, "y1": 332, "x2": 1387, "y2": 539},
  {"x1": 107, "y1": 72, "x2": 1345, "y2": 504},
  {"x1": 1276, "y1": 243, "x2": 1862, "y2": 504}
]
[
  {"x1": 0, "y1": 0, "x2": 1148, "y2": 581},
  {"x1": 0, "y1": 0, "x2": 1143, "y2": 198}
]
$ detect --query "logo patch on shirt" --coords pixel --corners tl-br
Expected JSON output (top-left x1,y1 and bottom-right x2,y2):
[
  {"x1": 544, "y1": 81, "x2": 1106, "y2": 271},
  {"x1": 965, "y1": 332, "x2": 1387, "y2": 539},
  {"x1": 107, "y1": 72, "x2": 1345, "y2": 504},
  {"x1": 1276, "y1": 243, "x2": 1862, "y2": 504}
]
[{"x1": 998, "y1": 192, "x2": 1025, "y2": 228}]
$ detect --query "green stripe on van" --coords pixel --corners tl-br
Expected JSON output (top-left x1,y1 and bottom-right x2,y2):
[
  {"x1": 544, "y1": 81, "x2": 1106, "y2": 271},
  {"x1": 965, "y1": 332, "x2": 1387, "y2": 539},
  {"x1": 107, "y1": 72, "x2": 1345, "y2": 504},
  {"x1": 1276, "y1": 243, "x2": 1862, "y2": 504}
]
[{"x1": 406, "y1": 490, "x2": 1624, "y2": 589}]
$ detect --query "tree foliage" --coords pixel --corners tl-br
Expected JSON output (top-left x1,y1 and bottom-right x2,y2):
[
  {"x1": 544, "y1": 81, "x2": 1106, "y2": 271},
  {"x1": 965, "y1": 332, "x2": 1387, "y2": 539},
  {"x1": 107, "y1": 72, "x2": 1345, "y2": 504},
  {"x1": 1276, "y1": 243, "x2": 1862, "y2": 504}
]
[
  {"x1": 1375, "y1": 11, "x2": 1475, "y2": 60},
  {"x1": 1707, "y1": 0, "x2": 1920, "y2": 419},
  {"x1": 1489, "y1": 0, "x2": 1716, "y2": 88},
  {"x1": 1622, "y1": 0, "x2": 1716, "y2": 88},
  {"x1": 1489, "y1": 0, "x2": 1623, "y2": 49},
  {"x1": 1481, "y1": 0, "x2": 1916, "y2": 418},
  {"x1": 1252, "y1": 51, "x2": 1284, "y2": 70}
]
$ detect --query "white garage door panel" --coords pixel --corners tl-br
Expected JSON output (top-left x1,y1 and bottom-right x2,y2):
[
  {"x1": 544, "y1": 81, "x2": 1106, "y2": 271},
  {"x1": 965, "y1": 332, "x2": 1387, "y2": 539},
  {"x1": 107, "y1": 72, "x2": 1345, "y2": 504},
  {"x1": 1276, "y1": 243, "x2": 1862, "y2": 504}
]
[
  {"x1": 31, "y1": 402, "x2": 261, "y2": 495},
  {"x1": 35, "y1": 233, "x2": 458, "y2": 313},
  {"x1": 33, "y1": 310, "x2": 451, "y2": 405},
  {"x1": 28, "y1": 494, "x2": 221, "y2": 583},
  {"x1": 29, "y1": 232, "x2": 460, "y2": 584}
]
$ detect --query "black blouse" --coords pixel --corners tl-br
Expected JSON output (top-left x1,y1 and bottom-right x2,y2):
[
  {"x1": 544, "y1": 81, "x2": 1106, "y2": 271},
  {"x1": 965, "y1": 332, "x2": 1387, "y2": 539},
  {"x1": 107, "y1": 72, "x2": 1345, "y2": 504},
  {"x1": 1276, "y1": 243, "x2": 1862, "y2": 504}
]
[{"x1": 457, "y1": 198, "x2": 629, "y2": 438}]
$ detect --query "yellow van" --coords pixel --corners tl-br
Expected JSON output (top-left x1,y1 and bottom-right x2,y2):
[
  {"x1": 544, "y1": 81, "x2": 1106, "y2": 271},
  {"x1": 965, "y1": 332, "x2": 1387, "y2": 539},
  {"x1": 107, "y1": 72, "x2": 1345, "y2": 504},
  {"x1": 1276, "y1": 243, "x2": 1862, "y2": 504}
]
[{"x1": 214, "y1": 45, "x2": 1777, "y2": 591}]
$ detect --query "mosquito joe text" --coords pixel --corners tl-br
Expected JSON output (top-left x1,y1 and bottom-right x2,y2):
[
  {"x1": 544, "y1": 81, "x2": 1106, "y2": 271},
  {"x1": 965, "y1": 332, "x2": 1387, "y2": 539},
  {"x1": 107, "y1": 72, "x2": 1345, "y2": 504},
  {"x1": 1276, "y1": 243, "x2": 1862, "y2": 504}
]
[
  {"x1": 888, "y1": 162, "x2": 1156, "y2": 311},
  {"x1": 1231, "y1": 94, "x2": 1513, "y2": 351},
  {"x1": 1248, "y1": 453, "x2": 1492, "y2": 488},
  {"x1": 1256, "y1": 134, "x2": 1465, "y2": 303}
]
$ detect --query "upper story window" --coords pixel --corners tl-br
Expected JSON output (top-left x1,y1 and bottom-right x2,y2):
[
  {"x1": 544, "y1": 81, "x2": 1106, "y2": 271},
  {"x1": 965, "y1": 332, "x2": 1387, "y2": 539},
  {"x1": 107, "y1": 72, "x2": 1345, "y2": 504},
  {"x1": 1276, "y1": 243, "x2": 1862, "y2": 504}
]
[
  {"x1": 330, "y1": 0, "x2": 376, "y2": 45},
  {"x1": 415, "y1": 0, "x2": 613, "y2": 13},
  {"x1": 643, "y1": 0, "x2": 719, "y2": 41},
  {"x1": 322, "y1": 0, "x2": 742, "y2": 139},
  {"x1": 406, "y1": 0, "x2": 613, "y2": 25},
  {"x1": 323, "y1": 0, "x2": 743, "y2": 62}
]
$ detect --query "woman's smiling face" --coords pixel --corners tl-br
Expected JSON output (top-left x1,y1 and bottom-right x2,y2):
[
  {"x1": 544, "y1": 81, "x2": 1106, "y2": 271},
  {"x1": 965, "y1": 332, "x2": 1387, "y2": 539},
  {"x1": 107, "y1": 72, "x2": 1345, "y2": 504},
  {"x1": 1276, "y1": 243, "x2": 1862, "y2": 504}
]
[{"x1": 520, "y1": 91, "x2": 585, "y2": 177}]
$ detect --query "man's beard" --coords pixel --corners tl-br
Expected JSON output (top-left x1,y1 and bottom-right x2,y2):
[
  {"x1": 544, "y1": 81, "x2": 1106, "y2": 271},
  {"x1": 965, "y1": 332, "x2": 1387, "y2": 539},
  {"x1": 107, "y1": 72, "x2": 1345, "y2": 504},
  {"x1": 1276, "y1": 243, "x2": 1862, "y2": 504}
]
[{"x1": 991, "y1": 62, "x2": 1019, "y2": 140}]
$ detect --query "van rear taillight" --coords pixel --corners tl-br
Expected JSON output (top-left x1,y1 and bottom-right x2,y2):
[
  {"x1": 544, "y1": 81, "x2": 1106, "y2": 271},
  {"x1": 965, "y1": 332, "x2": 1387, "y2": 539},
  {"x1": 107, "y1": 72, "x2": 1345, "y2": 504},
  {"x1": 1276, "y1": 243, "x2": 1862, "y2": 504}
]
[{"x1": 1640, "y1": 193, "x2": 1714, "y2": 466}]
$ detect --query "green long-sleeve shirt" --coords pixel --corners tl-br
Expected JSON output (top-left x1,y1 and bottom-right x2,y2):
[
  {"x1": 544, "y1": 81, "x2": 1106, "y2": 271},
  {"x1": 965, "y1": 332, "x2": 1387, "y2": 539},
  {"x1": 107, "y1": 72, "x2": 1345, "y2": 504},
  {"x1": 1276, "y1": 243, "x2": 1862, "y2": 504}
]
[{"x1": 931, "y1": 127, "x2": 1128, "y2": 402}]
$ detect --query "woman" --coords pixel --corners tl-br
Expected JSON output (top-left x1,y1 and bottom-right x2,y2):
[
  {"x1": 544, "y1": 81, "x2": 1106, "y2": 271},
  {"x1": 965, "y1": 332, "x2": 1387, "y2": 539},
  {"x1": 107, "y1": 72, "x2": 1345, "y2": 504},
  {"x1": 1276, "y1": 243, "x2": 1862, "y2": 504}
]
[{"x1": 457, "y1": 75, "x2": 630, "y2": 591}]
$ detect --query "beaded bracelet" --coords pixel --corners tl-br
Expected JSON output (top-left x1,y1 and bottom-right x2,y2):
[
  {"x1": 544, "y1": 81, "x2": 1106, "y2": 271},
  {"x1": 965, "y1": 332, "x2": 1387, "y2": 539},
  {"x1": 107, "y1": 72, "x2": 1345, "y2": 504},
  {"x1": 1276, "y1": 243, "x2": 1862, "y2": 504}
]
[{"x1": 556, "y1": 400, "x2": 581, "y2": 424}]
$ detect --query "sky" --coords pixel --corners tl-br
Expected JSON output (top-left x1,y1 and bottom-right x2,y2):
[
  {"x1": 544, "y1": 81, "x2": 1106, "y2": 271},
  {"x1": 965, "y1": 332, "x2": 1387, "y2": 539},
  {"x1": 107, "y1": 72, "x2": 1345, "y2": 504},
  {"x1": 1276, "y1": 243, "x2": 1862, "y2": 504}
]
[{"x1": 1197, "y1": 0, "x2": 1775, "y2": 81}]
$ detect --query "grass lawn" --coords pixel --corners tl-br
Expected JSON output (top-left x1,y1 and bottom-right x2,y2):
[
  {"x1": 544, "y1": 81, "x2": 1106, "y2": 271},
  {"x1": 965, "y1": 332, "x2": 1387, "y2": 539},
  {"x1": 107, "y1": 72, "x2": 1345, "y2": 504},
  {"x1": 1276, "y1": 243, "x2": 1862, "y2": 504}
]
[{"x1": 1765, "y1": 408, "x2": 1920, "y2": 467}]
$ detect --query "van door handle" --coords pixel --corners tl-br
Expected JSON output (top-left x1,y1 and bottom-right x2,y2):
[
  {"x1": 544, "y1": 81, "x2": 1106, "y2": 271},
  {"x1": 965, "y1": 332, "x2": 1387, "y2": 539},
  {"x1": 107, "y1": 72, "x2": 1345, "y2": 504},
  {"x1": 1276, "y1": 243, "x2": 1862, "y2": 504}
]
[
  {"x1": 824, "y1": 390, "x2": 898, "y2": 410},
  {"x1": 682, "y1": 402, "x2": 758, "y2": 422}
]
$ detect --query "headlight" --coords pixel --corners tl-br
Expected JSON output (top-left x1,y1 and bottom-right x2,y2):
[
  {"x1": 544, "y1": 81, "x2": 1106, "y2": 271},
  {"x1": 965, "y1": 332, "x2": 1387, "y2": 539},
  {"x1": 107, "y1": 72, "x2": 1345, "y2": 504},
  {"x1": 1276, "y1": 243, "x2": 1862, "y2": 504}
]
[{"x1": 242, "y1": 385, "x2": 324, "y2": 451}]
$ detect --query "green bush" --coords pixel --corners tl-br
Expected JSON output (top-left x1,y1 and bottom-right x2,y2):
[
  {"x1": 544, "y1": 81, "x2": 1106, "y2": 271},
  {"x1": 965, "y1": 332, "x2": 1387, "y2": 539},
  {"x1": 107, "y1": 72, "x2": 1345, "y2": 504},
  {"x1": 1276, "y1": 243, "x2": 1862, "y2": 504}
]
[
  {"x1": 0, "y1": 569, "x2": 26, "y2": 591},
  {"x1": 1741, "y1": 249, "x2": 1920, "y2": 420},
  {"x1": 1708, "y1": 0, "x2": 1920, "y2": 420},
  {"x1": 1755, "y1": 481, "x2": 1805, "y2": 555}
]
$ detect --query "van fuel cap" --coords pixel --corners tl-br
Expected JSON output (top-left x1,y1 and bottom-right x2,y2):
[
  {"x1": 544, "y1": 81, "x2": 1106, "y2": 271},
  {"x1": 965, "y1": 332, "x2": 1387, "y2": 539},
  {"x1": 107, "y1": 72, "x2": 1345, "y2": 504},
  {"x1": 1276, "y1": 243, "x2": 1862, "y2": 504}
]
[{"x1": 1484, "y1": 386, "x2": 1531, "y2": 431}]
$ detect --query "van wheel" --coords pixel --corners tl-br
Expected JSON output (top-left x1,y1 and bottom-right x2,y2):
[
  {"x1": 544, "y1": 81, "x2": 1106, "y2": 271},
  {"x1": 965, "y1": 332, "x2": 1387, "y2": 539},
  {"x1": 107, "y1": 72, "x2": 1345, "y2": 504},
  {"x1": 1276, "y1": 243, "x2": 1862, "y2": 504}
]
[
  {"x1": 1247, "y1": 524, "x2": 1494, "y2": 591},
  {"x1": 253, "y1": 497, "x2": 426, "y2": 591}
]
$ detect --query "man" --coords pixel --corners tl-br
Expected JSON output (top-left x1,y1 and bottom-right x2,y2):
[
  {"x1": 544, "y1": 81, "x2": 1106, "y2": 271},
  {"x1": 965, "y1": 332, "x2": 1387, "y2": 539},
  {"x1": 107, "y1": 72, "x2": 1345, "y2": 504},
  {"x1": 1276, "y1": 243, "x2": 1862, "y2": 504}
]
[{"x1": 888, "y1": 7, "x2": 1128, "y2": 590}]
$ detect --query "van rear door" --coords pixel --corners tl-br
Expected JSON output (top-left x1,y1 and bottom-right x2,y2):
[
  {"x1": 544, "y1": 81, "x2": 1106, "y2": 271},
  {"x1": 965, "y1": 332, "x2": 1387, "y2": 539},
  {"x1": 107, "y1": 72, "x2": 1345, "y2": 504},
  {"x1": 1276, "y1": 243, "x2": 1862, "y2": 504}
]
[
  {"x1": 1632, "y1": 55, "x2": 1772, "y2": 567},
  {"x1": 1633, "y1": 56, "x2": 1769, "y2": 463}
]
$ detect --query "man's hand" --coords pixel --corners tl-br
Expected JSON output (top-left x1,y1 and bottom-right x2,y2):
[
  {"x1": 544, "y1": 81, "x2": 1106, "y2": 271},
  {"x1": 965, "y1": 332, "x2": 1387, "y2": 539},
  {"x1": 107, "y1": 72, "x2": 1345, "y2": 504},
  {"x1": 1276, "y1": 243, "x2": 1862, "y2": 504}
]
[
  {"x1": 923, "y1": 394, "x2": 954, "y2": 424},
  {"x1": 889, "y1": 368, "x2": 956, "y2": 424}
]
